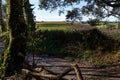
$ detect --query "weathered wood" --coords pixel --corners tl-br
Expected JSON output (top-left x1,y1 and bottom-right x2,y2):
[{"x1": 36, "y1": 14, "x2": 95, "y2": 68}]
[
  {"x1": 22, "y1": 63, "x2": 83, "y2": 80},
  {"x1": 57, "y1": 68, "x2": 73, "y2": 80},
  {"x1": 72, "y1": 64, "x2": 83, "y2": 80},
  {"x1": 22, "y1": 69, "x2": 57, "y2": 79},
  {"x1": 23, "y1": 63, "x2": 57, "y2": 75}
]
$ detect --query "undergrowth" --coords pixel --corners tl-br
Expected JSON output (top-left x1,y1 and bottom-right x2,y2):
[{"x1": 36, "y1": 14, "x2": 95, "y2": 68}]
[{"x1": 27, "y1": 28, "x2": 120, "y2": 64}]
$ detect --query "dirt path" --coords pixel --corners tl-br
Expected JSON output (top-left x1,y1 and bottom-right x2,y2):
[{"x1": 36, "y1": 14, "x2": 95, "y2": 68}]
[{"x1": 26, "y1": 54, "x2": 120, "y2": 80}]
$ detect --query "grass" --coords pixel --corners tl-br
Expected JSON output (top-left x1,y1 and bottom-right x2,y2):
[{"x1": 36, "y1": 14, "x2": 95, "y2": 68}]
[
  {"x1": 88, "y1": 50, "x2": 120, "y2": 65},
  {"x1": 36, "y1": 22, "x2": 70, "y2": 31},
  {"x1": 36, "y1": 21, "x2": 91, "y2": 31},
  {"x1": 36, "y1": 26, "x2": 68, "y2": 31},
  {"x1": 101, "y1": 29, "x2": 120, "y2": 41},
  {"x1": 96, "y1": 25, "x2": 106, "y2": 29},
  {"x1": 96, "y1": 22, "x2": 119, "y2": 29}
]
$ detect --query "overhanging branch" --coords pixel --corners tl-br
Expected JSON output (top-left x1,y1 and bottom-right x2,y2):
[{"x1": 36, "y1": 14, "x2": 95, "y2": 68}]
[{"x1": 101, "y1": 0, "x2": 120, "y2": 7}]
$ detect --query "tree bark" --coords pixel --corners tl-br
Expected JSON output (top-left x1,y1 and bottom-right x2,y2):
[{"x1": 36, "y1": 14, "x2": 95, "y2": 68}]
[{"x1": 5, "y1": 0, "x2": 27, "y2": 76}]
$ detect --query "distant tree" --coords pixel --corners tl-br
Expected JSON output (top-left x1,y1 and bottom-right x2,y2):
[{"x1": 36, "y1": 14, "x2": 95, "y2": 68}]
[{"x1": 87, "y1": 18, "x2": 100, "y2": 26}]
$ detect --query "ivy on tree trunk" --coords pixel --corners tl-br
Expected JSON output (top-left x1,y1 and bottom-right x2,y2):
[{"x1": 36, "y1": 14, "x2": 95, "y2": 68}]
[{"x1": 5, "y1": 0, "x2": 27, "y2": 76}]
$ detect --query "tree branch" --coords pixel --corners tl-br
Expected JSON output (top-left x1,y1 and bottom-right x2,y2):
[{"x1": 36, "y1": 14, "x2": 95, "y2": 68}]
[{"x1": 101, "y1": 0, "x2": 120, "y2": 7}]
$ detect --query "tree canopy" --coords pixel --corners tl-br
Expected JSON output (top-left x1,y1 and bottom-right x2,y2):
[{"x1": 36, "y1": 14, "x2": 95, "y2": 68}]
[{"x1": 39, "y1": 0, "x2": 120, "y2": 21}]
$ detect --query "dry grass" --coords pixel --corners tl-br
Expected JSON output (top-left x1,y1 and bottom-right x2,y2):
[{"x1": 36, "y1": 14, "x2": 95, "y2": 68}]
[
  {"x1": 90, "y1": 50, "x2": 120, "y2": 65},
  {"x1": 100, "y1": 28, "x2": 120, "y2": 41}
]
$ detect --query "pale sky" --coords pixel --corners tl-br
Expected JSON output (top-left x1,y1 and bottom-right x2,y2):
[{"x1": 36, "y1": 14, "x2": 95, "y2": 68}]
[
  {"x1": 2, "y1": 0, "x2": 118, "y2": 21},
  {"x1": 30, "y1": 0, "x2": 118, "y2": 22}
]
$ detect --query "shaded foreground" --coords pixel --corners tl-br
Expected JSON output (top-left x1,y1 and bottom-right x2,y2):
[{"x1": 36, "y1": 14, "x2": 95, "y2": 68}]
[
  {"x1": 28, "y1": 28, "x2": 120, "y2": 58},
  {"x1": 3, "y1": 55, "x2": 120, "y2": 80},
  {"x1": 3, "y1": 54, "x2": 120, "y2": 80},
  {"x1": 17, "y1": 54, "x2": 120, "y2": 80}
]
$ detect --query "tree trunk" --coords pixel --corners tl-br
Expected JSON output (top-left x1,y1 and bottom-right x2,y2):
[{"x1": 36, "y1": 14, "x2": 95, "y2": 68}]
[{"x1": 5, "y1": 0, "x2": 27, "y2": 76}]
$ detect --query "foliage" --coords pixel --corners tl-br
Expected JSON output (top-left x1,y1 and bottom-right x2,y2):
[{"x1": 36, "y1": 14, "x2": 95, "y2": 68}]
[
  {"x1": 0, "y1": 31, "x2": 12, "y2": 77},
  {"x1": 24, "y1": 0, "x2": 35, "y2": 31},
  {"x1": 39, "y1": 0, "x2": 120, "y2": 22},
  {"x1": 0, "y1": 0, "x2": 31, "y2": 76},
  {"x1": 39, "y1": 0, "x2": 80, "y2": 10},
  {"x1": 0, "y1": 0, "x2": 11, "y2": 77},
  {"x1": 100, "y1": 0, "x2": 120, "y2": 7},
  {"x1": 66, "y1": 8, "x2": 82, "y2": 24},
  {"x1": 81, "y1": 1, "x2": 120, "y2": 19},
  {"x1": 87, "y1": 18, "x2": 100, "y2": 26},
  {"x1": 27, "y1": 28, "x2": 119, "y2": 59}
]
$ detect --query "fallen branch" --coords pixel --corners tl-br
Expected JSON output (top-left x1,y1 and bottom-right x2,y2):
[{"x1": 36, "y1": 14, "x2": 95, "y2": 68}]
[
  {"x1": 57, "y1": 68, "x2": 73, "y2": 80},
  {"x1": 22, "y1": 69, "x2": 57, "y2": 79},
  {"x1": 22, "y1": 63, "x2": 83, "y2": 80}
]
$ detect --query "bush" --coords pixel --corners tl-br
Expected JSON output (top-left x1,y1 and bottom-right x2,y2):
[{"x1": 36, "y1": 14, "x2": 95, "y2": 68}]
[
  {"x1": 87, "y1": 18, "x2": 100, "y2": 26},
  {"x1": 27, "y1": 28, "x2": 119, "y2": 59}
]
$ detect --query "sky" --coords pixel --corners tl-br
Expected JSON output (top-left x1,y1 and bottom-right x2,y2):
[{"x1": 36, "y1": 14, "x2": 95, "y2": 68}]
[
  {"x1": 2, "y1": 0, "x2": 118, "y2": 22},
  {"x1": 30, "y1": 0, "x2": 118, "y2": 22}
]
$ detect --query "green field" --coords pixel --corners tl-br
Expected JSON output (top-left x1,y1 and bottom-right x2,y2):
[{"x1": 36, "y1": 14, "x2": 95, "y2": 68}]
[
  {"x1": 36, "y1": 21, "x2": 120, "y2": 31},
  {"x1": 96, "y1": 22, "x2": 119, "y2": 29},
  {"x1": 35, "y1": 21, "x2": 91, "y2": 31}
]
